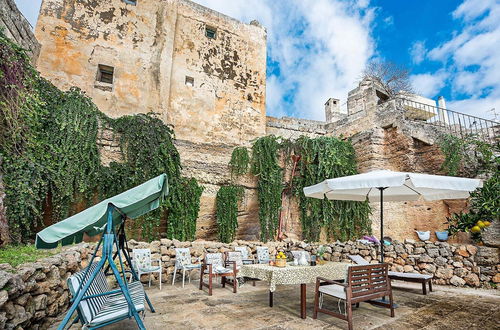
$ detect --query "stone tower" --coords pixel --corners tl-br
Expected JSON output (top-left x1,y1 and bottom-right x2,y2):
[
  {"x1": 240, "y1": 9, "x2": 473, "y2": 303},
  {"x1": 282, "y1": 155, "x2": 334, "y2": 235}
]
[{"x1": 35, "y1": 0, "x2": 267, "y2": 145}]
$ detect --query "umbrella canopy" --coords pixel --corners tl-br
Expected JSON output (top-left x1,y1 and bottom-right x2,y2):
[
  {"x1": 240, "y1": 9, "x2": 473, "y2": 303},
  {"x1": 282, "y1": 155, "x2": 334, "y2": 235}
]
[
  {"x1": 303, "y1": 170, "x2": 482, "y2": 263},
  {"x1": 303, "y1": 170, "x2": 482, "y2": 202},
  {"x1": 35, "y1": 174, "x2": 169, "y2": 249}
]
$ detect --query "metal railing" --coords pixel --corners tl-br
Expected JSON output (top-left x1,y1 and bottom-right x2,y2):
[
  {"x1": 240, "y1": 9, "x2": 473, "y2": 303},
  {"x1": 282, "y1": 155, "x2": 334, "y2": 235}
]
[{"x1": 397, "y1": 98, "x2": 499, "y2": 144}]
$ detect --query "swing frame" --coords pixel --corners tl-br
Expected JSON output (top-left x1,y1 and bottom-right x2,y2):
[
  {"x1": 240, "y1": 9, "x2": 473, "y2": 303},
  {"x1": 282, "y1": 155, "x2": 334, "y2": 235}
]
[{"x1": 58, "y1": 204, "x2": 156, "y2": 330}]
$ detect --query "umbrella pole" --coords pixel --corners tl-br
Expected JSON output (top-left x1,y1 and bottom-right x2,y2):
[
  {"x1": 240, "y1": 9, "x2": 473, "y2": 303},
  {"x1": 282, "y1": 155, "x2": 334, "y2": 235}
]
[{"x1": 379, "y1": 187, "x2": 386, "y2": 263}]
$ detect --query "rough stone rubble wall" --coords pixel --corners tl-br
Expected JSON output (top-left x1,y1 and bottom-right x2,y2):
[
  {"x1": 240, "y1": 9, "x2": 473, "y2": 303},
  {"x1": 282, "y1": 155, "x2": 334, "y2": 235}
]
[
  {"x1": 0, "y1": 0, "x2": 40, "y2": 61},
  {"x1": 0, "y1": 240, "x2": 498, "y2": 329}
]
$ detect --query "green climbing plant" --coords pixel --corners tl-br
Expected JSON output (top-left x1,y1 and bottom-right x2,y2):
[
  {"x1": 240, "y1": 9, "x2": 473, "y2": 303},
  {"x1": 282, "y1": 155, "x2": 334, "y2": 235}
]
[
  {"x1": 216, "y1": 185, "x2": 244, "y2": 243},
  {"x1": 251, "y1": 136, "x2": 283, "y2": 242},
  {"x1": 229, "y1": 146, "x2": 250, "y2": 178},
  {"x1": 438, "y1": 133, "x2": 497, "y2": 177},
  {"x1": 166, "y1": 177, "x2": 204, "y2": 241},
  {"x1": 0, "y1": 30, "x2": 203, "y2": 243},
  {"x1": 293, "y1": 136, "x2": 371, "y2": 241}
]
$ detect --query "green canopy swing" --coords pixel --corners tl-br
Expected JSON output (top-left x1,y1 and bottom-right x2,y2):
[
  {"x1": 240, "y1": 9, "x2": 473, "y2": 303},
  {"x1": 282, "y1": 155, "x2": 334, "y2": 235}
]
[{"x1": 35, "y1": 174, "x2": 169, "y2": 330}]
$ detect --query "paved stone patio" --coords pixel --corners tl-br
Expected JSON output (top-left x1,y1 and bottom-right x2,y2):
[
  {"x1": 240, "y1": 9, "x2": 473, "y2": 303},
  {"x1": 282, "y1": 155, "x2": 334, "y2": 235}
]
[{"x1": 55, "y1": 279, "x2": 499, "y2": 330}]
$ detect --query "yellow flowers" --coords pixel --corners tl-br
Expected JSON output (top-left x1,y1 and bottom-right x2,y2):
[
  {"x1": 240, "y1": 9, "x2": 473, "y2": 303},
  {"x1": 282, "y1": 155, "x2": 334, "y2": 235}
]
[
  {"x1": 471, "y1": 226, "x2": 481, "y2": 233},
  {"x1": 276, "y1": 251, "x2": 286, "y2": 259}
]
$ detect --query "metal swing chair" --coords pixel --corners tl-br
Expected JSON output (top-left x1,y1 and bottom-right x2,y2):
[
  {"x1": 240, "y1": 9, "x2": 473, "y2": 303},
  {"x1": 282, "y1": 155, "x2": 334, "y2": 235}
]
[{"x1": 35, "y1": 174, "x2": 169, "y2": 330}]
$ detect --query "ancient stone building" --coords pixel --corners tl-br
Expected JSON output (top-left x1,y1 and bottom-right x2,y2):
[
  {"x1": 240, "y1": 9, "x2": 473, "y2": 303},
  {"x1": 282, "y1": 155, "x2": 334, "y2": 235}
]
[{"x1": 31, "y1": 0, "x2": 495, "y2": 243}]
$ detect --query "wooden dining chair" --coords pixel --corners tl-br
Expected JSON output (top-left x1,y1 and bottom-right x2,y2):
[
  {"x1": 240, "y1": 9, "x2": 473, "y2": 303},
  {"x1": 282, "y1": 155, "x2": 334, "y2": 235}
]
[
  {"x1": 313, "y1": 263, "x2": 394, "y2": 330},
  {"x1": 199, "y1": 253, "x2": 238, "y2": 295}
]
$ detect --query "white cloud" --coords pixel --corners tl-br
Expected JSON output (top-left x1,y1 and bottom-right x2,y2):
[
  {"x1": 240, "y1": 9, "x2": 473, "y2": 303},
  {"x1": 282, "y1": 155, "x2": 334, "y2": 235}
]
[
  {"x1": 193, "y1": 0, "x2": 376, "y2": 120},
  {"x1": 422, "y1": 0, "x2": 500, "y2": 120},
  {"x1": 410, "y1": 71, "x2": 448, "y2": 97},
  {"x1": 409, "y1": 40, "x2": 426, "y2": 65}
]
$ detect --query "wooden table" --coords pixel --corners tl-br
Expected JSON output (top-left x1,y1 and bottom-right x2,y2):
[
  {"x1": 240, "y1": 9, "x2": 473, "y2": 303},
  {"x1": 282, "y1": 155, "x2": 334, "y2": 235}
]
[{"x1": 240, "y1": 262, "x2": 349, "y2": 319}]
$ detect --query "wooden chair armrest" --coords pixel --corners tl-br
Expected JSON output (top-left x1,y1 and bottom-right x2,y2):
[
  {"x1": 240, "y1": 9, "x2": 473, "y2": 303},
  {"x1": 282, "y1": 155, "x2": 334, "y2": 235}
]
[{"x1": 316, "y1": 277, "x2": 348, "y2": 287}]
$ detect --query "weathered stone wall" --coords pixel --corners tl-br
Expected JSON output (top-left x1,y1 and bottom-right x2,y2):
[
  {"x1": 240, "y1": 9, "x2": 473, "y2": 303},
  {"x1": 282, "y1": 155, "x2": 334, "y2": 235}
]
[
  {"x1": 0, "y1": 244, "x2": 94, "y2": 329},
  {"x1": 35, "y1": 0, "x2": 267, "y2": 145},
  {"x1": 0, "y1": 0, "x2": 40, "y2": 61},
  {"x1": 35, "y1": 0, "x2": 267, "y2": 242},
  {"x1": 1, "y1": 239, "x2": 498, "y2": 329}
]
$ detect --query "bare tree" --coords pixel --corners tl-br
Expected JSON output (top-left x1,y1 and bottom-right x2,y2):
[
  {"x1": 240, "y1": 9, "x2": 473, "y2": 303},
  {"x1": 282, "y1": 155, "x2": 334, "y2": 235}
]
[{"x1": 361, "y1": 61, "x2": 414, "y2": 99}]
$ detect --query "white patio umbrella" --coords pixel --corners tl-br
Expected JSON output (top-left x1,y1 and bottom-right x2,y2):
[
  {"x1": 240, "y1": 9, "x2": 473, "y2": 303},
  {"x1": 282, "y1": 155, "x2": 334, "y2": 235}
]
[{"x1": 303, "y1": 170, "x2": 482, "y2": 262}]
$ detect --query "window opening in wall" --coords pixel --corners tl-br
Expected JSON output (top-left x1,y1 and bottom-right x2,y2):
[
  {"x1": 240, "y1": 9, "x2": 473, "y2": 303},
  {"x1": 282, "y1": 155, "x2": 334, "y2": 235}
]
[
  {"x1": 97, "y1": 64, "x2": 114, "y2": 84},
  {"x1": 205, "y1": 26, "x2": 217, "y2": 39},
  {"x1": 185, "y1": 76, "x2": 194, "y2": 87},
  {"x1": 123, "y1": 0, "x2": 137, "y2": 5}
]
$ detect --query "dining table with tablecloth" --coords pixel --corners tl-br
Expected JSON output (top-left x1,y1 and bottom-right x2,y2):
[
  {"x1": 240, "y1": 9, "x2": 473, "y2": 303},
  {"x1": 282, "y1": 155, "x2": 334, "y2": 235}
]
[{"x1": 240, "y1": 262, "x2": 350, "y2": 319}]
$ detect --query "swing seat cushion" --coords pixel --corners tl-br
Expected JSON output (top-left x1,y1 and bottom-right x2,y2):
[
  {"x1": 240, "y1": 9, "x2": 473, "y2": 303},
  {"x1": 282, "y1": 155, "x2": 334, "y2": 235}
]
[
  {"x1": 87, "y1": 281, "x2": 145, "y2": 326},
  {"x1": 68, "y1": 263, "x2": 145, "y2": 327}
]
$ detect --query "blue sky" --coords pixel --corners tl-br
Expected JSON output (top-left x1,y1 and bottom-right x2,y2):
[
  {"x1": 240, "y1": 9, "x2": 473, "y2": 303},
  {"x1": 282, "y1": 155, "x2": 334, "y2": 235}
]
[{"x1": 14, "y1": 0, "x2": 500, "y2": 121}]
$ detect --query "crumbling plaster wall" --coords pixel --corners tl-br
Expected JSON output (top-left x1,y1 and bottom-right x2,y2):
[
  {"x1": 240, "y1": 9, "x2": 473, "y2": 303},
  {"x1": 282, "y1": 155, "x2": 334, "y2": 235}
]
[{"x1": 35, "y1": 0, "x2": 267, "y2": 241}]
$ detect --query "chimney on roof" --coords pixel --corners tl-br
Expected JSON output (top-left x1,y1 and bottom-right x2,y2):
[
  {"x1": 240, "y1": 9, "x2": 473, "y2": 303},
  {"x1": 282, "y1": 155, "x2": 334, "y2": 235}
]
[
  {"x1": 438, "y1": 96, "x2": 446, "y2": 109},
  {"x1": 325, "y1": 98, "x2": 344, "y2": 123}
]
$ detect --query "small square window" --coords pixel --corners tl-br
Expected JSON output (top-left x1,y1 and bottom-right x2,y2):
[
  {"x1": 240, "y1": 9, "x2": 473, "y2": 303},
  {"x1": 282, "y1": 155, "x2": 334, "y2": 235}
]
[
  {"x1": 123, "y1": 0, "x2": 137, "y2": 5},
  {"x1": 97, "y1": 64, "x2": 114, "y2": 84},
  {"x1": 185, "y1": 76, "x2": 194, "y2": 87},
  {"x1": 205, "y1": 26, "x2": 217, "y2": 39}
]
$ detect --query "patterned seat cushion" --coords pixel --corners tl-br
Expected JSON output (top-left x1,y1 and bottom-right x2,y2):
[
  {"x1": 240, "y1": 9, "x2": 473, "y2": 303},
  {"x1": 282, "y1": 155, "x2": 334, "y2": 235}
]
[
  {"x1": 204, "y1": 253, "x2": 232, "y2": 274},
  {"x1": 138, "y1": 266, "x2": 161, "y2": 272},
  {"x1": 256, "y1": 247, "x2": 270, "y2": 264}
]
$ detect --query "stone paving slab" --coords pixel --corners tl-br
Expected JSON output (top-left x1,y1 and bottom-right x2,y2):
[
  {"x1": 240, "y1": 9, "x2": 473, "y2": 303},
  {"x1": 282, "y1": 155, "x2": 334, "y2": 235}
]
[{"x1": 53, "y1": 280, "x2": 500, "y2": 330}]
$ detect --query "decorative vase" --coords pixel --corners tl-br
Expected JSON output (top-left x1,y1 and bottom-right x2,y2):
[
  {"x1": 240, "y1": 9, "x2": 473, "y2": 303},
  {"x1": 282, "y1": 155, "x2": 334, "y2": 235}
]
[
  {"x1": 275, "y1": 259, "x2": 286, "y2": 267},
  {"x1": 299, "y1": 253, "x2": 308, "y2": 266}
]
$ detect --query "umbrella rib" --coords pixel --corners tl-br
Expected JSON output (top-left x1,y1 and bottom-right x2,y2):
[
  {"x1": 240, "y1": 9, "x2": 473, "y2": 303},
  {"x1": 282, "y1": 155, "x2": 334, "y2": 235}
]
[
  {"x1": 366, "y1": 187, "x2": 373, "y2": 198},
  {"x1": 403, "y1": 183, "x2": 421, "y2": 195}
]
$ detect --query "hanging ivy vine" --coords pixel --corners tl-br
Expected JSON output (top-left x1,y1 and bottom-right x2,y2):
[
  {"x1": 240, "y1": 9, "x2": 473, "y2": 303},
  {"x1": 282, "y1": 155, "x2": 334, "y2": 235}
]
[
  {"x1": 251, "y1": 136, "x2": 283, "y2": 242},
  {"x1": 0, "y1": 31, "x2": 202, "y2": 244},
  {"x1": 293, "y1": 136, "x2": 371, "y2": 241},
  {"x1": 229, "y1": 146, "x2": 250, "y2": 178},
  {"x1": 216, "y1": 185, "x2": 243, "y2": 243},
  {"x1": 166, "y1": 177, "x2": 204, "y2": 241}
]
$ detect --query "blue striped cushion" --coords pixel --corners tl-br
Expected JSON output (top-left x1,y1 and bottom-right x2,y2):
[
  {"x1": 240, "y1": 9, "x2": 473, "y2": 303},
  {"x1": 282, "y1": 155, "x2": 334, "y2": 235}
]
[
  {"x1": 88, "y1": 281, "x2": 145, "y2": 326},
  {"x1": 68, "y1": 263, "x2": 110, "y2": 323},
  {"x1": 68, "y1": 263, "x2": 145, "y2": 327}
]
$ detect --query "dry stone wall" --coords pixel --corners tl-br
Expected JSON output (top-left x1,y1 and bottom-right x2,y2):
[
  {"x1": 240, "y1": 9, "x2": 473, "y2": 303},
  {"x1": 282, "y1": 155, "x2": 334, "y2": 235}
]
[
  {"x1": 0, "y1": 244, "x2": 94, "y2": 329},
  {"x1": 1, "y1": 239, "x2": 498, "y2": 329}
]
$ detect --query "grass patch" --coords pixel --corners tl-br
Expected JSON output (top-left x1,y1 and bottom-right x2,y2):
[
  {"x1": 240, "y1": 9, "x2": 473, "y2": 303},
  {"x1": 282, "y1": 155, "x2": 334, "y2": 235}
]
[{"x1": 0, "y1": 245, "x2": 58, "y2": 267}]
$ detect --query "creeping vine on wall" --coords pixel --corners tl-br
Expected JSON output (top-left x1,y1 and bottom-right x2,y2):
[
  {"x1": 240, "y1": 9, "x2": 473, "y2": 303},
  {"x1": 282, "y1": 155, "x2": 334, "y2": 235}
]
[
  {"x1": 293, "y1": 136, "x2": 371, "y2": 241},
  {"x1": 229, "y1": 146, "x2": 250, "y2": 178},
  {"x1": 216, "y1": 185, "x2": 243, "y2": 243},
  {"x1": 251, "y1": 136, "x2": 283, "y2": 242},
  {"x1": 0, "y1": 31, "x2": 202, "y2": 243},
  {"x1": 438, "y1": 133, "x2": 496, "y2": 177}
]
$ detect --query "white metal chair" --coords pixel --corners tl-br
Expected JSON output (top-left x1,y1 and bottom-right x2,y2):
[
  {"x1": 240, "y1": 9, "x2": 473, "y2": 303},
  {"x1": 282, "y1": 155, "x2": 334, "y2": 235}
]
[
  {"x1": 256, "y1": 246, "x2": 270, "y2": 264},
  {"x1": 131, "y1": 249, "x2": 162, "y2": 290},
  {"x1": 234, "y1": 246, "x2": 254, "y2": 264},
  {"x1": 172, "y1": 248, "x2": 201, "y2": 287}
]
